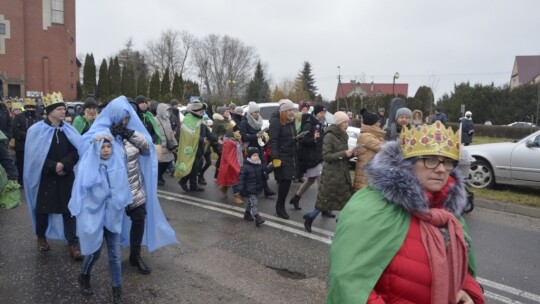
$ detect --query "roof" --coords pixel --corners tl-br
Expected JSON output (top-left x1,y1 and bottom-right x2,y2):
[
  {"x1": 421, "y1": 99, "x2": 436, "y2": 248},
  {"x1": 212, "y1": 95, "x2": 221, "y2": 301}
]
[
  {"x1": 513, "y1": 55, "x2": 540, "y2": 85},
  {"x1": 335, "y1": 81, "x2": 408, "y2": 100}
]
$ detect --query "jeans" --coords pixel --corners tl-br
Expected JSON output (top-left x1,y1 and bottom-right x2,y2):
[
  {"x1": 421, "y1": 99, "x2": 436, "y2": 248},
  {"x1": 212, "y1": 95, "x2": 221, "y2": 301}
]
[
  {"x1": 245, "y1": 194, "x2": 259, "y2": 215},
  {"x1": 309, "y1": 208, "x2": 321, "y2": 219},
  {"x1": 36, "y1": 212, "x2": 78, "y2": 246},
  {"x1": 81, "y1": 228, "x2": 122, "y2": 287}
]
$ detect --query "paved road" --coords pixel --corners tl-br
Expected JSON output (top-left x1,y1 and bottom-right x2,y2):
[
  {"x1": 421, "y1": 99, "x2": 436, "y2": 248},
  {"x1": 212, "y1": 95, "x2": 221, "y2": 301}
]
[{"x1": 0, "y1": 170, "x2": 538, "y2": 303}]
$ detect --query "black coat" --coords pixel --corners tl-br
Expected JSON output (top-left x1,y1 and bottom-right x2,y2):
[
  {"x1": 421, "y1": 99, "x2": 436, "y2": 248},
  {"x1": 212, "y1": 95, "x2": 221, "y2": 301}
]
[
  {"x1": 12, "y1": 111, "x2": 40, "y2": 152},
  {"x1": 0, "y1": 107, "x2": 12, "y2": 139},
  {"x1": 237, "y1": 160, "x2": 267, "y2": 195},
  {"x1": 239, "y1": 115, "x2": 264, "y2": 156},
  {"x1": 0, "y1": 138, "x2": 18, "y2": 181},
  {"x1": 36, "y1": 121, "x2": 79, "y2": 214},
  {"x1": 461, "y1": 118, "x2": 474, "y2": 144},
  {"x1": 299, "y1": 114, "x2": 324, "y2": 171},
  {"x1": 269, "y1": 114, "x2": 299, "y2": 182}
]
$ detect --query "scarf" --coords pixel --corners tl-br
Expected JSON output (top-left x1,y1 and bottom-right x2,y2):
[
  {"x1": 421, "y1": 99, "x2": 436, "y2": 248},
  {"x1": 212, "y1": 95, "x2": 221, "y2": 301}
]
[
  {"x1": 412, "y1": 177, "x2": 468, "y2": 304},
  {"x1": 247, "y1": 112, "x2": 263, "y2": 130}
]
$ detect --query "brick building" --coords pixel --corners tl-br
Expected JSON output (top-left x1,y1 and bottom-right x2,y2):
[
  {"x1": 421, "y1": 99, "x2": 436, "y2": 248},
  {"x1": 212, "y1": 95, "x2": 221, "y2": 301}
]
[{"x1": 0, "y1": 0, "x2": 79, "y2": 100}]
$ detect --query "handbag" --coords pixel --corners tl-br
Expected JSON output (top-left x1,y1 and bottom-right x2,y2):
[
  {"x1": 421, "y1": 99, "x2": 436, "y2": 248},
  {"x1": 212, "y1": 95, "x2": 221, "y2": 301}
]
[{"x1": 154, "y1": 143, "x2": 163, "y2": 161}]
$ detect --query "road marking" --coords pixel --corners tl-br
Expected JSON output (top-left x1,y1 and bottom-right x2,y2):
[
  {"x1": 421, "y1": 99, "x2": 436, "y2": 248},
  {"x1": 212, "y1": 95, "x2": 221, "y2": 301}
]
[{"x1": 158, "y1": 190, "x2": 540, "y2": 303}]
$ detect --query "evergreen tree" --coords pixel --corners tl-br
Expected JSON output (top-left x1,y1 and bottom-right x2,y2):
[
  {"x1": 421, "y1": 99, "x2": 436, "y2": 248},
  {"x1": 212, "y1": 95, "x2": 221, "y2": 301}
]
[
  {"x1": 97, "y1": 59, "x2": 109, "y2": 100},
  {"x1": 137, "y1": 70, "x2": 148, "y2": 97},
  {"x1": 109, "y1": 57, "x2": 121, "y2": 97},
  {"x1": 296, "y1": 61, "x2": 318, "y2": 100},
  {"x1": 149, "y1": 70, "x2": 161, "y2": 100},
  {"x1": 245, "y1": 62, "x2": 270, "y2": 103},
  {"x1": 183, "y1": 79, "x2": 200, "y2": 98},
  {"x1": 412, "y1": 86, "x2": 435, "y2": 115},
  {"x1": 171, "y1": 73, "x2": 184, "y2": 101},
  {"x1": 83, "y1": 53, "x2": 97, "y2": 96},
  {"x1": 121, "y1": 65, "x2": 137, "y2": 98},
  {"x1": 76, "y1": 81, "x2": 83, "y2": 100},
  {"x1": 160, "y1": 68, "x2": 171, "y2": 102}
]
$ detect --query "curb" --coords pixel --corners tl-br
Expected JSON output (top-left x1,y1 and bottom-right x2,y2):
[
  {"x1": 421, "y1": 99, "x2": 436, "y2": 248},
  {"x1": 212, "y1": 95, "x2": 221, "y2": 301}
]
[{"x1": 475, "y1": 198, "x2": 540, "y2": 219}]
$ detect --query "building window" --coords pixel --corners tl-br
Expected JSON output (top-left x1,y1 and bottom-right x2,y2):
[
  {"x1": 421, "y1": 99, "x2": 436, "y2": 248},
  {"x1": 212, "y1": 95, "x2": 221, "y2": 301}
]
[
  {"x1": 51, "y1": 0, "x2": 64, "y2": 24},
  {"x1": 0, "y1": 23, "x2": 5, "y2": 35}
]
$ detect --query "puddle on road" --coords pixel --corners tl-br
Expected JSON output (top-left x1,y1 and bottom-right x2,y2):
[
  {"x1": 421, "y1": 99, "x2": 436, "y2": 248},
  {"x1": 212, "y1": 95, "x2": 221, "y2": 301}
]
[{"x1": 266, "y1": 265, "x2": 306, "y2": 280}]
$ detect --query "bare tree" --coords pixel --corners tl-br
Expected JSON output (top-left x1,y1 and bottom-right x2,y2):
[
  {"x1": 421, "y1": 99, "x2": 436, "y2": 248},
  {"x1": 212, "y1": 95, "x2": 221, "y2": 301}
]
[
  {"x1": 146, "y1": 29, "x2": 195, "y2": 78},
  {"x1": 192, "y1": 34, "x2": 258, "y2": 102}
]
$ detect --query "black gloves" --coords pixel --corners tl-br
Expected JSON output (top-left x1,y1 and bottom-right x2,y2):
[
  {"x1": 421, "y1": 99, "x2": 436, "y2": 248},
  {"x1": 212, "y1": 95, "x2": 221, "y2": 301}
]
[
  {"x1": 122, "y1": 128, "x2": 134, "y2": 139},
  {"x1": 110, "y1": 123, "x2": 124, "y2": 136}
]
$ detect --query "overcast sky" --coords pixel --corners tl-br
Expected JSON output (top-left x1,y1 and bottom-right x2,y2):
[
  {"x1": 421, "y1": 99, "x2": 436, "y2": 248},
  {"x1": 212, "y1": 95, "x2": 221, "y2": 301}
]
[{"x1": 77, "y1": 0, "x2": 540, "y2": 102}]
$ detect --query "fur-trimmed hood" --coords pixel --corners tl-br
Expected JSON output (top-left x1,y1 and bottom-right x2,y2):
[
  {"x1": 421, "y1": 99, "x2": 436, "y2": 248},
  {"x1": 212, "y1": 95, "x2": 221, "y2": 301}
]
[
  {"x1": 212, "y1": 113, "x2": 225, "y2": 121},
  {"x1": 365, "y1": 141, "x2": 467, "y2": 216}
]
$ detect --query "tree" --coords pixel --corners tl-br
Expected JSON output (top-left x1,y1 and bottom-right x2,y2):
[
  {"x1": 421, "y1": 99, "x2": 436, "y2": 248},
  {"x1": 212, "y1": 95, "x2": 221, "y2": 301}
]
[
  {"x1": 76, "y1": 81, "x2": 83, "y2": 100},
  {"x1": 295, "y1": 61, "x2": 318, "y2": 100},
  {"x1": 271, "y1": 85, "x2": 287, "y2": 102},
  {"x1": 183, "y1": 79, "x2": 200, "y2": 98},
  {"x1": 411, "y1": 86, "x2": 435, "y2": 115},
  {"x1": 137, "y1": 70, "x2": 148, "y2": 97},
  {"x1": 245, "y1": 61, "x2": 270, "y2": 103},
  {"x1": 192, "y1": 34, "x2": 258, "y2": 102},
  {"x1": 121, "y1": 64, "x2": 137, "y2": 98},
  {"x1": 149, "y1": 70, "x2": 161, "y2": 100},
  {"x1": 83, "y1": 53, "x2": 97, "y2": 96},
  {"x1": 171, "y1": 73, "x2": 184, "y2": 101},
  {"x1": 97, "y1": 59, "x2": 109, "y2": 100},
  {"x1": 118, "y1": 37, "x2": 148, "y2": 80},
  {"x1": 109, "y1": 57, "x2": 121, "y2": 97},
  {"x1": 160, "y1": 68, "x2": 171, "y2": 102},
  {"x1": 146, "y1": 29, "x2": 195, "y2": 78}
]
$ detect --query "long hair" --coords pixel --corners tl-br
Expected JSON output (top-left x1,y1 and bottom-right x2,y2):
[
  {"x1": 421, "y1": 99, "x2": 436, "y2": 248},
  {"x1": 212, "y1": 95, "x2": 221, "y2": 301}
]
[{"x1": 280, "y1": 111, "x2": 291, "y2": 126}]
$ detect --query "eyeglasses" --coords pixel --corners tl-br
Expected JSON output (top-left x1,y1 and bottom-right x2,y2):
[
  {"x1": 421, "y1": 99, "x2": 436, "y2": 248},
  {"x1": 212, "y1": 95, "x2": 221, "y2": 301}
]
[{"x1": 416, "y1": 157, "x2": 458, "y2": 170}]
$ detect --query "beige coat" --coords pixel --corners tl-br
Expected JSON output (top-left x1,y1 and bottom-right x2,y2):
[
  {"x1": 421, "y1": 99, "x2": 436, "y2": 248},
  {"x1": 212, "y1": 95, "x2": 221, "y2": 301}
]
[{"x1": 353, "y1": 124, "x2": 385, "y2": 191}]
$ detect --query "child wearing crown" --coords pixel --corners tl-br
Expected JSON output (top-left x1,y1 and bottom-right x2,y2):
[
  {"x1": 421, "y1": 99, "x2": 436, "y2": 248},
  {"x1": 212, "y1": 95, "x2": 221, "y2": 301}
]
[
  {"x1": 328, "y1": 121, "x2": 485, "y2": 303},
  {"x1": 69, "y1": 134, "x2": 131, "y2": 303}
]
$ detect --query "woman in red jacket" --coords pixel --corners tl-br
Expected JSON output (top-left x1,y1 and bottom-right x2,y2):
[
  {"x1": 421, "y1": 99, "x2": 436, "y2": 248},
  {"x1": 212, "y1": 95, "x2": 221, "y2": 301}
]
[{"x1": 328, "y1": 121, "x2": 485, "y2": 304}]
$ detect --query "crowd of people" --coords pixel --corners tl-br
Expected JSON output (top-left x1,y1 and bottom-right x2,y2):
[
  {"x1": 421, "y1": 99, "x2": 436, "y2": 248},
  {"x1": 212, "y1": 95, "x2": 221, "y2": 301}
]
[{"x1": 0, "y1": 92, "x2": 485, "y2": 303}]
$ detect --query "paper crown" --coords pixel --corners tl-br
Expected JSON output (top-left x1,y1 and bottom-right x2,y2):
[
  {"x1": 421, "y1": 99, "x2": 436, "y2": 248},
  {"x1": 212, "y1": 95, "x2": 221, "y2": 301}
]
[
  {"x1": 43, "y1": 92, "x2": 64, "y2": 108},
  {"x1": 400, "y1": 120, "x2": 461, "y2": 160},
  {"x1": 24, "y1": 98, "x2": 37, "y2": 107},
  {"x1": 11, "y1": 102, "x2": 23, "y2": 110}
]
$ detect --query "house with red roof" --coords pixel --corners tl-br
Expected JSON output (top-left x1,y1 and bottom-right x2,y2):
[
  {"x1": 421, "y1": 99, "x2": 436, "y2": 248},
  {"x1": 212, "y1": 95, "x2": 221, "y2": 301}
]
[
  {"x1": 510, "y1": 55, "x2": 540, "y2": 89},
  {"x1": 335, "y1": 80, "x2": 408, "y2": 100}
]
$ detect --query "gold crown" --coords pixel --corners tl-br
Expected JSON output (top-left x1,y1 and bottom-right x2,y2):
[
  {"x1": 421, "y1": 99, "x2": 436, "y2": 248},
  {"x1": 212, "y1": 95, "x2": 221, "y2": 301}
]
[
  {"x1": 43, "y1": 92, "x2": 64, "y2": 108},
  {"x1": 400, "y1": 120, "x2": 460, "y2": 160},
  {"x1": 11, "y1": 102, "x2": 23, "y2": 110},
  {"x1": 24, "y1": 98, "x2": 37, "y2": 107}
]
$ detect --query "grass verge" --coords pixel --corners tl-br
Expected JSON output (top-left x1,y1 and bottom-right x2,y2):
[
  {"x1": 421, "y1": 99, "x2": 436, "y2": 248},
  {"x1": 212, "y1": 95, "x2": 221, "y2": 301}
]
[
  {"x1": 471, "y1": 136, "x2": 516, "y2": 145},
  {"x1": 470, "y1": 185, "x2": 540, "y2": 208}
]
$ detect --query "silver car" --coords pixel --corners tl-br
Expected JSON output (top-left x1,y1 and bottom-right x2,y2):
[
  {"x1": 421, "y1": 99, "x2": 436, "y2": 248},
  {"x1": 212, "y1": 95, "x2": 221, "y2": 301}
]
[{"x1": 464, "y1": 130, "x2": 540, "y2": 188}]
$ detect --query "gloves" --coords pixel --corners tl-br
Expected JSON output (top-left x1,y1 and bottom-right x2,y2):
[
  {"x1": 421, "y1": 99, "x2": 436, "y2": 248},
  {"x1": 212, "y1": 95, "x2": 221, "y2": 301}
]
[
  {"x1": 272, "y1": 159, "x2": 282, "y2": 168},
  {"x1": 110, "y1": 123, "x2": 124, "y2": 136},
  {"x1": 122, "y1": 128, "x2": 135, "y2": 139}
]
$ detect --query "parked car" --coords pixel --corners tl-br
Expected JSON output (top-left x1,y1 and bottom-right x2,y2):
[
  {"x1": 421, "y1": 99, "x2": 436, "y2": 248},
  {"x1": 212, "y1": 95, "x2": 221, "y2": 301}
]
[
  {"x1": 65, "y1": 101, "x2": 84, "y2": 118},
  {"x1": 464, "y1": 130, "x2": 540, "y2": 188},
  {"x1": 346, "y1": 126, "x2": 361, "y2": 164},
  {"x1": 507, "y1": 122, "x2": 536, "y2": 127}
]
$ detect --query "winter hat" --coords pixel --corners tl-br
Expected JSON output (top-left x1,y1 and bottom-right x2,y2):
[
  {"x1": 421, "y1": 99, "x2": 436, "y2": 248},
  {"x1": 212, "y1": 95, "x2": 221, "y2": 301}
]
[
  {"x1": 169, "y1": 99, "x2": 179, "y2": 106},
  {"x1": 228, "y1": 103, "x2": 237, "y2": 111},
  {"x1": 378, "y1": 107, "x2": 385, "y2": 112},
  {"x1": 279, "y1": 99, "x2": 295, "y2": 112},
  {"x1": 298, "y1": 100, "x2": 310, "y2": 112},
  {"x1": 248, "y1": 101, "x2": 260, "y2": 113},
  {"x1": 191, "y1": 101, "x2": 205, "y2": 112},
  {"x1": 83, "y1": 95, "x2": 98, "y2": 109},
  {"x1": 465, "y1": 111, "x2": 472, "y2": 116},
  {"x1": 312, "y1": 104, "x2": 326, "y2": 116},
  {"x1": 217, "y1": 106, "x2": 228, "y2": 115},
  {"x1": 247, "y1": 147, "x2": 259, "y2": 158},
  {"x1": 232, "y1": 125, "x2": 240, "y2": 132},
  {"x1": 395, "y1": 107, "x2": 412, "y2": 119},
  {"x1": 234, "y1": 106, "x2": 244, "y2": 114},
  {"x1": 135, "y1": 95, "x2": 147, "y2": 104},
  {"x1": 360, "y1": 108, "x2": 379, "y2": 126},
  {"x1": 333, "y1": 111, "x2": 349, "y2": 126}
]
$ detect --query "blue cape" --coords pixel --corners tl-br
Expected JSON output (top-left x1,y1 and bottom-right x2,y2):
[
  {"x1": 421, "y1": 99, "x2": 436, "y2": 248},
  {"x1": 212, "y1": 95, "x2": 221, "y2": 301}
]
[
  {"x1": 83, "y1": 96, "x2": 178, "y2": 252},
  {"x1": 68, "y1": 133, "x2": 132, "y2": 255},
  {"x1": 24, "y1": 120, "x2": 81, "y2": 240}
]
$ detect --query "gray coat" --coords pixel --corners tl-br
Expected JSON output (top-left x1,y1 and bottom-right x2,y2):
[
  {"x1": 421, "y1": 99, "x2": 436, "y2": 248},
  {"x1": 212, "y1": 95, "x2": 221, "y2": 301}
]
[
  {"x1": 123, "y1": 130, "x2": 150, "y2": 210},
  {"x1": 315, "y1": 124, "x2": 352, "y2": 211},
  {"x1": 156, "y1": 104, "x2": 178, "y2": 163}
]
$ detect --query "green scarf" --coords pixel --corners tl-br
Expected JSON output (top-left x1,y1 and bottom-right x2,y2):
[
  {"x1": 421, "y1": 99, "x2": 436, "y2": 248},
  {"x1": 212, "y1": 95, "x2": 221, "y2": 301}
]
[
  {"x1": 142, "y1": 111, "x2": 162, "y2": 144},
  {"x1": 327, "y1": 187, "x2": 477, "y2": 304},
  {"x1": 72, "y1": 115, "x2": 89, "y2": 134},
  {"x1": 174, "y1": 114, "x2": 201, "y2": 179}
]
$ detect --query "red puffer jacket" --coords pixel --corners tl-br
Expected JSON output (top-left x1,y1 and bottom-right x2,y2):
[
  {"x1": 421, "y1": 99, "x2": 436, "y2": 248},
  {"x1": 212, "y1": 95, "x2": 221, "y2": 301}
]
[{"x1": 367, "y1": 217, "x2": 485, "y2": 303}]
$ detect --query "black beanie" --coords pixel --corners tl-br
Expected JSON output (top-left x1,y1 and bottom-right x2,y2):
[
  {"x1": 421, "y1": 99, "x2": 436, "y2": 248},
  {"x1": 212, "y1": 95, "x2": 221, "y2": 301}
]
[
  {"x1": 83, "y1": 95, "x2": 98, "y2": 109},
  {"x1": 313, "y1": 104, "x2": 326, "y2": 116},
  {"x1": 135, "y1": 95, "x2": 147, "y2": 104},
  {"x1": 247, "y1": 147, "x2": 259, "y2": 158},
  {"x1": 360, "y1": 108, "x2": 379, "y2": 126}
]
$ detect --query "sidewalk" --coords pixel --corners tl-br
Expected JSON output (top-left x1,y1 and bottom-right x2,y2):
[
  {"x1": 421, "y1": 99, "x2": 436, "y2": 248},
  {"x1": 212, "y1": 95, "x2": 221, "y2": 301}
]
[{"x1": 476, "y1": 197, "x2": 540, "y2": 219}]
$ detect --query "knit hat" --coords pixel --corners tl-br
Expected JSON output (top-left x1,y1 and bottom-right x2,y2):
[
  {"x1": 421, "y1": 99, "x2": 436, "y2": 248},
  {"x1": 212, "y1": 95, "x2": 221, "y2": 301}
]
[
  {"x1": 396, "y1": 107, "x2": 412, "y2": 119},
  {"x1": 191, "y1": 101, "x2": 205, "y2": 112},
  {"x1": 333, "y1": 111, "x2": 349, "y2": 126},
  {"x1": 247, "y1": 147, "x2": 259, "y2": 158},
  {"x1": 169, "y1": 99, "x2": 179, "y2": 106},
  {"x1": 298, "y1": 100, "x2": 310, "y2": 112},
  {"x1": 248, "y1": 101, "x2": 260, "y2": 113},
  {"x1": 234, "y1": 106, "x2": 244, "y2": 114},
  {"x1": 232, "y1": 124, "x2": 240, "y2": 132},
  {"x1": 312, "y1": 104, "x2": 326, "y2": 116},
  {"x1": 360, "y1": 108, "x2": 379, "y2": 126},
  {"x1": 135, "y1": 95, "x2": 147, "y2": 105},
  {"x1": 83, "y1": 95, "x2": 98, "y2": 109},
  {"x1": 279, "y1": 99, "x2": 295, "y2": 112},
  {"x1": 465, "y1": 111, "x2": 472, "y2": 116},
  {"x1": 228, "y1": 103, "x2": 237, "y2": 111},
  {"x1": 217, "y1": 106, "x2": 228, "y2": 115}
]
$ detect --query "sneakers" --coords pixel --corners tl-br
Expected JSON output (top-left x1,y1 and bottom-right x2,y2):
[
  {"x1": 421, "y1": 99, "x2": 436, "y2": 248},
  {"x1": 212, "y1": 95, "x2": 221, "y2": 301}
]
[
  {"x1": 243, "y1": 211, "x2": 254, "y2": 222},
  {"x1": 37, "y1": 237, "x2": 50, "y2": 252},
  {"x1": 68, "y1": 244, "x2": 83, "y2": 261},
  {"x1": 255, "y1": 214, "x2": 265, "y2": 227}
]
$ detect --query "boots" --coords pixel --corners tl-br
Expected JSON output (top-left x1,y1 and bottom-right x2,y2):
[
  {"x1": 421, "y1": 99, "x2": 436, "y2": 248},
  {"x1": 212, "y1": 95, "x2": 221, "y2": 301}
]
[
  {"x1": 37, "y1": 237, "x2": 50, "y2": 252},
  {"x1": 78, "y1": 273, "x2": 94, "y2": 296},
  {"x1": 289, "y1": 194, "x2": 302, "y2": 210},
  {"x1": 68, "y1": 244, "x2": 83, "y2": 261},
  {"x1": 303, "y1": 214, "x2": 313, "y2": 233},
  {"x1": 276, "y1": 207, "x2": 289, "y2": 220},
  {"x1": 129, "y1": 249, "x2": 152, "y2": 275},
  {"x1": 219, "y1": 185, "x2": 229, "y2": 199},
  {"x1": 198, "y1": 174, "x2": 207, "y2": 185},
  {"x1": 112, "y1": 286, "x2": 123, "y2": 304},
  {"x1": 254, "y1": 214, "x2": 265, "y2": 227},
  {"x1": 244, "y1": 211, "x2": 254, "y2": 222},
  {"x1": 321, "y1": 210, "x2": 336, "y2": 218},
  {"x1": 233, "y1": 193, "x2": 244, "y2": 205}
]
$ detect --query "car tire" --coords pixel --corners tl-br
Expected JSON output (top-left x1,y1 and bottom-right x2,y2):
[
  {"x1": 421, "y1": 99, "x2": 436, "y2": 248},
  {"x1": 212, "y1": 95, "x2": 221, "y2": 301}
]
[{"x1": 467, "y1": 159, "x2": 495, "y2": 189}]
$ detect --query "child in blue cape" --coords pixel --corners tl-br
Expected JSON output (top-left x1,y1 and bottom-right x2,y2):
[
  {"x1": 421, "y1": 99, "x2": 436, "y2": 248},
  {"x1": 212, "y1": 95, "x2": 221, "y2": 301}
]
[{"x1": 69, "y1": 133, "x2": 132, "y2": 303}]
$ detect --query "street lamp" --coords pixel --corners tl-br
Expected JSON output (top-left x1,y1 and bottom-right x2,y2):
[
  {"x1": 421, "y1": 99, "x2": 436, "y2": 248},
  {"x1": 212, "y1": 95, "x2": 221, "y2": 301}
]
[{"x1": 392, "y1": 72, "x2": 400, "y2": 97}]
